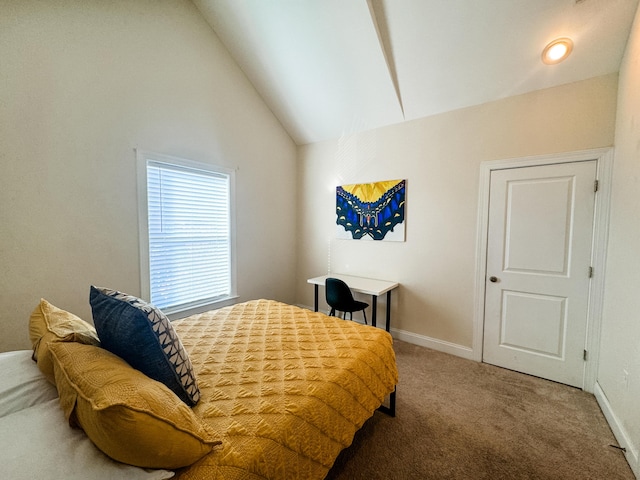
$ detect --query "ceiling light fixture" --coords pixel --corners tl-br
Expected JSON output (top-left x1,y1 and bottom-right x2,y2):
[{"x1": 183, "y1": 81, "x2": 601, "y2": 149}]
[{"x1": 541, "y1": 37, "x2": 573, "y2": 65}]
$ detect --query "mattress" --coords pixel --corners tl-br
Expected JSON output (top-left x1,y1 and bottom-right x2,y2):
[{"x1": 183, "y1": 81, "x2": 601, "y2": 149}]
[{"x1": 172, "y1": 299, "x2": 398, "y2": 480}]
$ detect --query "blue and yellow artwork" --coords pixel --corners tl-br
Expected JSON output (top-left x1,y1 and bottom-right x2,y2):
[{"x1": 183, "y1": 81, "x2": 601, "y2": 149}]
[{"x1": 336, "y1": 179, "x2": 406, "y2": 241}]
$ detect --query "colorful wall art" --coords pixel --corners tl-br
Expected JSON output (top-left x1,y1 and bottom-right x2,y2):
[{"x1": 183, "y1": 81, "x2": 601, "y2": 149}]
[{"x1": 336, "y1": 179, "x2": 406, "y2": 241}]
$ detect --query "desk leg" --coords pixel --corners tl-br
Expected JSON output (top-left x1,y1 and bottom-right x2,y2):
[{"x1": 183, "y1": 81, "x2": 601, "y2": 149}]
[
  {"x1": 386, "y1": 291, "x2": 392, "y2": 332},
  {"x1": 314, "y1": 285, "x2": 319, "y2": 312},
  {"x1": 371, "y1": 295, "x2": 377, "y2": 327}
]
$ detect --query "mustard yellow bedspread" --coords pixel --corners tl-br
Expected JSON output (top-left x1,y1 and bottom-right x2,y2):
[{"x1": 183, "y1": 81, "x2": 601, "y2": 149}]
[{"x1": 172, "y1": 299, "x2": 398, "y2": 480}]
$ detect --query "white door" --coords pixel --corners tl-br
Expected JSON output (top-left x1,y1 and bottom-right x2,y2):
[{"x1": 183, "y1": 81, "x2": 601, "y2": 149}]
[{"x1": 483, "y1": 160, "x2": 597, "y2": 388}]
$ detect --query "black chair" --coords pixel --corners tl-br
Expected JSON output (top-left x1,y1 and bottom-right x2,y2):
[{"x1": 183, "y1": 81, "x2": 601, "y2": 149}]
[{"x1": 325, "y1": 277, "x2": 369, "y2": 324}]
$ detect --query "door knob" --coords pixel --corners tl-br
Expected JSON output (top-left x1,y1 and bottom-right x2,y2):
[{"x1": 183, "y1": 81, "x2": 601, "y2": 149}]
[{"x1": 489, "y1": 276, "x2": 498, "y2": 283}]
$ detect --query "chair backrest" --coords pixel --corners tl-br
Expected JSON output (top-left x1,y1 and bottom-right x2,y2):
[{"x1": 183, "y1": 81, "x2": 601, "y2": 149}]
[{"x1": 325, "y1": 277, "x2": 355, "y2": 311}]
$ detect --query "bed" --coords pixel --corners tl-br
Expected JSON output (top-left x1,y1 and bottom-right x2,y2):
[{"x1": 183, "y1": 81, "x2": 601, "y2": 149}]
[{"x1": 2, "y1": 296, "x2": 398, "y2": 480}]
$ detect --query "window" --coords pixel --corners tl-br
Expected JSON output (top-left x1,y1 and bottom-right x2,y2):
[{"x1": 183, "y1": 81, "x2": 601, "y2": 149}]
[{"x1": 137, "y1": 150, "x2": 236, "y2": 315}]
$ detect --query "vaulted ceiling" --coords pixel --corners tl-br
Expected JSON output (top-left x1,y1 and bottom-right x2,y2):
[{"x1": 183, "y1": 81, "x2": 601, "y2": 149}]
[{"x1": 193, "y1": 0, "x2": 639, "y2": 145}]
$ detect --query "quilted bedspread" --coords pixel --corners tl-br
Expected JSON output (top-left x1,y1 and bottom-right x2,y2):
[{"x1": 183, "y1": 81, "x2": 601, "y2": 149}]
[{"x1": 172, "y1": 299, "x2": 398, "y2": 480}]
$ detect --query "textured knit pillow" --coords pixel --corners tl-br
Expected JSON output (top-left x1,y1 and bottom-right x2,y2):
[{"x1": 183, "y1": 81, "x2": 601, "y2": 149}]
[
  {"x1": 49, "y1": 342, "x2": 220, "y2": 469},
  {"x1": 89, "y1": 286, "x2": 200, "y2": 405},
  {"x1": 29, "y1": 299, "x2": 100, "y2": 383}
]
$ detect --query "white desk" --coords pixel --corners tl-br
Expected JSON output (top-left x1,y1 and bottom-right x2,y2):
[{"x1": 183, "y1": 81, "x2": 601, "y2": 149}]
[{"x1": 307, "y1": 274, "x2": 399, "y2": 332}]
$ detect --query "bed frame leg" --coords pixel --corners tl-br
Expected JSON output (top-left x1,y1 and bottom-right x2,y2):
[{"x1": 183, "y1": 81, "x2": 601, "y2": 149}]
[{"x1": 377, "y1": 387, "x2": 396, "y2": 417}]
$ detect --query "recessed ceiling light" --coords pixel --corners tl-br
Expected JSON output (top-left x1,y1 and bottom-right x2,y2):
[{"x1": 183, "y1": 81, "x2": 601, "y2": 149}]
[{"x1": 541, "y1": 37, "x2": 573, "y2": 65}]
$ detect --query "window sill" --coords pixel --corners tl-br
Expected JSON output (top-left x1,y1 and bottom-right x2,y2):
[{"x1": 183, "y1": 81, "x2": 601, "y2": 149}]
[{"x1": 164, "y1": 295, "x2": 239, "y2": 321}]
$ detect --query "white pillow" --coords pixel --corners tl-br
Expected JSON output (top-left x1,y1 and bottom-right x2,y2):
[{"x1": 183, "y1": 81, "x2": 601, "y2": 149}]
[
  {"x1": 0, "y1": 351, "x2": 174, "y2": 479},
  {"x1": 0, "y1": 399, "x2": 174, "y2": 480},
  {"x1": 0, "y1": 350, "x2": 57, "y2": 417}
]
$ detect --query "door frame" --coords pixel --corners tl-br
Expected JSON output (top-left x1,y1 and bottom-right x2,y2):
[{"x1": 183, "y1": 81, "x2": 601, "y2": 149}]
[{"x1": 472, "y1": 148, "x2": 613, "y2": 392}]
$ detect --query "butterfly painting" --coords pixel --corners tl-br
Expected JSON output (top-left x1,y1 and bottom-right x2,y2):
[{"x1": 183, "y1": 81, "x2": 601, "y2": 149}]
[{"x1": 336, "y1": 179, "x2": 406, "y2": 241}]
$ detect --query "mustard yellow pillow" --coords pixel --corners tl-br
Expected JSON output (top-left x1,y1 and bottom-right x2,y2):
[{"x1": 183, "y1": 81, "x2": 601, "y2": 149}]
[
  {"x1": 49, "y1": 342, "x2": 220, "y2": 469},
  {"x1": 29, "y1": 299, "x2": 100, "y2": 383}
]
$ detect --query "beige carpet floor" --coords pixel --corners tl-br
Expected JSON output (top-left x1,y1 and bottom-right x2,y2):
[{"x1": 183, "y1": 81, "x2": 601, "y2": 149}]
[{"x1": 326, "y1": 340, "x2": 634, "y2": 480}]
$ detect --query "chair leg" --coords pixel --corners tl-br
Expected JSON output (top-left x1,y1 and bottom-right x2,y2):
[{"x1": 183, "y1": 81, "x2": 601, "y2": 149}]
[
  {"x1": 363, "y1": 309, "x2": 367, "y2": 325},
  {"x1": 329, "y1": 308, "x2": 335, "y2": 317}
]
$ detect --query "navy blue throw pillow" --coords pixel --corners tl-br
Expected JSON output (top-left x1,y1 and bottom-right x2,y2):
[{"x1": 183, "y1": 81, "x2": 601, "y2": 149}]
[{"x1": 89, "y1": 286, "x2": 200, "y2": 406}]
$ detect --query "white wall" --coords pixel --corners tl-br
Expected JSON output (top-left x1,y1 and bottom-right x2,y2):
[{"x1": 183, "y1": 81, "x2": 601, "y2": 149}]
[
  {"x1": 0, "y1": 0, "x2": 297, "y2": 351},
  {"x1": 296, "y1": 74, "x2": 618, "y2": 352},
  {"x1": 597, "y1": 3, "x2": 640, "y2": 475}
]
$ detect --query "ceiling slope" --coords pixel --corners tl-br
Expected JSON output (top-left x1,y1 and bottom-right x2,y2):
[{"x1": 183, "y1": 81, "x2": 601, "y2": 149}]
[{"x1": 194, "y1": 0, "x2": 639, "y2": 145}]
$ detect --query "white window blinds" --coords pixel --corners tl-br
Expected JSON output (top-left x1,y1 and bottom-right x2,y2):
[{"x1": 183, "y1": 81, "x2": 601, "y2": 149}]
[{"x1": 145, "y1": 159, "x2": 233, "y2": 311}]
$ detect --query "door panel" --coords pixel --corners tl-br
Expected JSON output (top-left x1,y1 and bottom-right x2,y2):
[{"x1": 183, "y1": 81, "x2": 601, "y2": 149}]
[
  {"x1": 483, "y1": 161, "x2": 596, "y2": 388},
  {"x1": 504, "y1": 177, "x2": 573, "y2": 275},
  {"x1": 500, "y1": 291, "x2": 566, "y2": 358}
]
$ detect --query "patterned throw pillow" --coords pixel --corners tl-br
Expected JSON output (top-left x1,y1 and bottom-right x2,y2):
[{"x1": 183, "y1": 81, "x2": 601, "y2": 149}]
[{"x1": 89, "y1": 286, "x2": 200, "y2": 406}]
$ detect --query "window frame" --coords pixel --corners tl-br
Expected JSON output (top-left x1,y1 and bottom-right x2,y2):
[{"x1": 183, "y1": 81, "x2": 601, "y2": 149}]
[{"x1": 136, "y1": 149, "x2": 238, "y2": 319}]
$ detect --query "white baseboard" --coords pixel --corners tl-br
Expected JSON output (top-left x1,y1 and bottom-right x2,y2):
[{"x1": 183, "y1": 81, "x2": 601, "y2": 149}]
[
  {"x1": 390, "y1": 328, "x2": 475, "y2": 360},
  {"x1": 594, "y1": 382, "x2": 639, "y2": 478}
]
